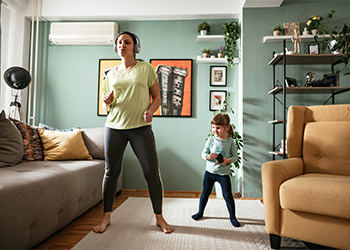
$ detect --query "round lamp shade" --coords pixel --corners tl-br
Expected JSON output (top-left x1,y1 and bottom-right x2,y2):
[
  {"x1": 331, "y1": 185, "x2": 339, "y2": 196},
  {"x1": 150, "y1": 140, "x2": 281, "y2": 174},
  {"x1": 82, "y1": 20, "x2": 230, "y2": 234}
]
[{"x1": 4, "y1": 67, "x2": 31, "y2": 90}]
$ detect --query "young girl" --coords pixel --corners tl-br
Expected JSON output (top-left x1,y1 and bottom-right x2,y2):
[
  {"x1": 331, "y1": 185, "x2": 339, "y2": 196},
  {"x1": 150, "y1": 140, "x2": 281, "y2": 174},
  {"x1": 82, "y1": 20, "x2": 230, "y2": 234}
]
[{"x1": 192, "y1": 113, "x2": 241, "y2": 227}]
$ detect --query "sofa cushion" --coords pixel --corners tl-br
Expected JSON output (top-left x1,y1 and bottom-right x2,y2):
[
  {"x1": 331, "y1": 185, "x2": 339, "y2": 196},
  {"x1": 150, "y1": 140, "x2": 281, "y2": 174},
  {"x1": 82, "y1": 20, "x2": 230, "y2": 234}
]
[
  {"x1": 81, "y1": 127, "x2": 105, "y2": 159},
  {"x1": 287, "y1": 105, "x2": 350, "y2": 158},
  {"x1": 38, "y1": 129, "x2": 92, "y2": 161},
  {"x1": 280, "y1": 173, "x2": 350, "y2": 220},
  {"x1": 9, "y1": 118, "x2": 44, "y2": 161},
  {"x1": 303, "y1": 121, "x2": 350, "y2": 176},
  {"x1": 0, "y1": 110, "x2": 23, "y2": 167}
]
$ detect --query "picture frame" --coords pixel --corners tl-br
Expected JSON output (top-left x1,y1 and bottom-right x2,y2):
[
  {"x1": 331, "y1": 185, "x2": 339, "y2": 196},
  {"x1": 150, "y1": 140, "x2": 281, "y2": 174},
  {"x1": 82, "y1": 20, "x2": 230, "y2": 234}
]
[
  {"x1": 97, "y1": 59, "x2": 122, "y2": 116},
  {"x1": 150, "y1": 59, "x2": 193, "y2": 117},
  {"x1": 309, "y1": 43, "x2": 319, "y2": 54},
  {"x1": 210, "y1": 66, "x2": 227, "y2": 86},
  {"x1": 283, "y1": 22, "x2": 300, "y2": 35},
  {"x1": 209, "y1": 90, "x2": 227, "y2": 111}
]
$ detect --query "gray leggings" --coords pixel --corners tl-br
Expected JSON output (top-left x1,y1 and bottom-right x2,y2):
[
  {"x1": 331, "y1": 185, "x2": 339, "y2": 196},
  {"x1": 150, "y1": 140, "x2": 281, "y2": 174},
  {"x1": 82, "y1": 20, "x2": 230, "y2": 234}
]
[{"x1": 103, "y1": 125, "x2": 163, "y2": 214}]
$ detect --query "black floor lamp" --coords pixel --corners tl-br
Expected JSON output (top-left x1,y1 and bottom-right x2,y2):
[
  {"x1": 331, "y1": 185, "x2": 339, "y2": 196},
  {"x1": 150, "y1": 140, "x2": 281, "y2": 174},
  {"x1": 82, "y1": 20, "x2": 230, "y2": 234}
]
[{"x1": 4, "y1": 67, "x2": 31, "y2": 121}]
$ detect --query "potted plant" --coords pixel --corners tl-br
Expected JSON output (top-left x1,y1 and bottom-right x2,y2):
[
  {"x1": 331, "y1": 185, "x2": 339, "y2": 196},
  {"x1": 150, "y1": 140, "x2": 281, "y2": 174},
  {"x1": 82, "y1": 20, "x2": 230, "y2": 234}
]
[
  {"x1": 197, "y1": 21, "x2": 210, "y2": 36},
  {"x1": 223, "y1": 20, "x2": 240, "y2": 68},
  {"x1": 306, "y1": 15, "x2": 323, "y2": 35},
  {"x1": 315, "y1": 10, "x2": 350, "y2": 75},
  {"x1": 201, "y1": 48, "x2": 212, "y2": 58},
  {"x1": 271, "y1": 25, "x2": 284, "y2": 36},
  {"x1": 316, "y1": 10, "x2": 337, "y2": 51},
  {"x1": 217, "y1": 45, "x2": 225, "y2": 58},
  {"x1": 326, "y1": 23, "x2": 350, "y2": 75}
]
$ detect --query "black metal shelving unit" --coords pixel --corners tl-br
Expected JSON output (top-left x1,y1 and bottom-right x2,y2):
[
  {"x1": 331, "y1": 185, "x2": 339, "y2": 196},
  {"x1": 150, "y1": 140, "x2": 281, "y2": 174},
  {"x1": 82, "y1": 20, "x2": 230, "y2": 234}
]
[{"x1": 268, "y1": 39, "x2": 350, "y2": 160}]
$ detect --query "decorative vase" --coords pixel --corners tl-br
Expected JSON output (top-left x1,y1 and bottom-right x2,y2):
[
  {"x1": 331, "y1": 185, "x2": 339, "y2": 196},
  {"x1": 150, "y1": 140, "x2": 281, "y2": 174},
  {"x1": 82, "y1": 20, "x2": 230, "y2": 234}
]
[
  {"x1": 218, "y1": 52, "x2": 225, "y2": 58},
  {"x1": 273, "y1": 30, "x2": 281, "y2": 36},
  {"x1": 329, "y1": 40, "x2": 343, "y2": 54},
  {"x1": 200, "y1": 30, "x2": 207, "y2": 36},
  {"x1": 203, "y1": 52, "x2": 210, "y2": 58},
  {"x1": 311, "y1": 29, "x2": 318, "y2": 35},
  {"x1": 303, "y1": 27, "x2": 309, "y2": 36}
]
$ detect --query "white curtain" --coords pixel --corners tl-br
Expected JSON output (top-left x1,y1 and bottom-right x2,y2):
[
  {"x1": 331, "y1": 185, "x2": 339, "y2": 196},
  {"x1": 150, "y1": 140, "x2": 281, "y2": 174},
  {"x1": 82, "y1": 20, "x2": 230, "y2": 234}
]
[{"x1": 0, "y1": 1, "x2": 2, "y2": 80}]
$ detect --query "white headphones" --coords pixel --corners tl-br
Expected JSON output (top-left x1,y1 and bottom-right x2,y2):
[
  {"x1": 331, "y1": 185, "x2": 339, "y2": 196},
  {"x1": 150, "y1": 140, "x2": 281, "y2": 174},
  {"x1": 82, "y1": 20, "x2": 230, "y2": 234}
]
[{"x1": 114, "y1": 32, "x2": 141, "y2": 54}]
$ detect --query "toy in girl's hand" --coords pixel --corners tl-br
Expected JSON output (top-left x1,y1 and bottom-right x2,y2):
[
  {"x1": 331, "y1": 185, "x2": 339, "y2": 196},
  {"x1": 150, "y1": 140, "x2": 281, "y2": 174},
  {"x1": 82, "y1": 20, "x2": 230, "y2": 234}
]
[{"x1": 216, "y1": 153, "x2": 224, "y2": 164}]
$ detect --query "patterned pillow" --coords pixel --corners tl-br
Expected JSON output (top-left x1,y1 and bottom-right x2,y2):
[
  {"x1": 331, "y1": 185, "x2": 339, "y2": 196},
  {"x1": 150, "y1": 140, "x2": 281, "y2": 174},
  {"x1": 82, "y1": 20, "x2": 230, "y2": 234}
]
[
  {"x1": 38, "y1": 123, "x2": 73, "y2": 132},
  {"x1": 9, "y1": 118, "x2": 44, "y2": 161}
]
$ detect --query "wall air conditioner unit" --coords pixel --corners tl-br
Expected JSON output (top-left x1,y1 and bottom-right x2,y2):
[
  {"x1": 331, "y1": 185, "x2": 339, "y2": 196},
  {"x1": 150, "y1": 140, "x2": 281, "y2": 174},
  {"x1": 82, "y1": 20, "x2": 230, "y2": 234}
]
[{"x1": 49, "y1": 22, "x2": 118, "y2": 45}]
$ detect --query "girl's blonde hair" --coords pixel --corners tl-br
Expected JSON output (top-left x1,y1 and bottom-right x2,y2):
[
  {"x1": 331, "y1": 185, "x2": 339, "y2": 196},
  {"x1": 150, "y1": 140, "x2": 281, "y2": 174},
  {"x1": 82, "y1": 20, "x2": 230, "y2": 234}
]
[{"x1": 211, "y1": 113, "x2": 234, "y2": 138}]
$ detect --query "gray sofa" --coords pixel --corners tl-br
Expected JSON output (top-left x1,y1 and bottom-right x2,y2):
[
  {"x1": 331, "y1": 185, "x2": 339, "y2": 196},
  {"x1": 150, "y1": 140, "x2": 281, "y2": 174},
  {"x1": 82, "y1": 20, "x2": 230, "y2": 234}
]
[{"x1": 0, "y1": 112, "x2": 122, "y2": 249}]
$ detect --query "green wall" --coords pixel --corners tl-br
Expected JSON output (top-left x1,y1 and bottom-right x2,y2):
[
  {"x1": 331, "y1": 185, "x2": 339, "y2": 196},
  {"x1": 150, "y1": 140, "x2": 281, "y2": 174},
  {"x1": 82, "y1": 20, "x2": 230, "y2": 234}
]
[
  {"x1": 33, "y1": 0, "x2": 350, "y2": 198},
  {"x1": 242, "y1": 0, "x2": 350, "y2": 197},
  {"x1": 35, "y1": 19, "x2": 241, "y2": 193}
]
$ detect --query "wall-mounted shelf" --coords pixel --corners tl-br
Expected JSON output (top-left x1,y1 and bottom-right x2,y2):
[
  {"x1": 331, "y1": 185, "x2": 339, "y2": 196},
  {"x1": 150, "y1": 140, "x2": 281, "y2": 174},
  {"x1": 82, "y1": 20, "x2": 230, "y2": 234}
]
[
  {"x1": 196, "y1": 57, "x2": 240, "y2": 64},
  {"x1": 197, "y1": 35, "x2": 224, "y2": 42},
  {"x1": 268, "y1": 86, "x2": 350, "y2": 95},
  {"x1": 268, "y1": 120, "x2": 284, "y2": 124},
  {"x1": 263, "y1": 34, "x2": 330, "y2": 43},
  {"x1": 196, "y1": 35, "x2": 240, "y2": 65},
  {"x1": 268, "y1": 151, "x2": 283, "y2": 156},
  {"x1": 268, "y1": 54, "x2": 344, "y2": 66}
]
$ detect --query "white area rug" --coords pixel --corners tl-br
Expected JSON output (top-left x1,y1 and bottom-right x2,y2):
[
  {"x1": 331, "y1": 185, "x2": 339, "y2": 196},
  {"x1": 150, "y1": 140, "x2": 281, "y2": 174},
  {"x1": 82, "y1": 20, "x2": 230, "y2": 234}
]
[{"x1": 73, "y1": 197, "x2": 307, "y2": 250}]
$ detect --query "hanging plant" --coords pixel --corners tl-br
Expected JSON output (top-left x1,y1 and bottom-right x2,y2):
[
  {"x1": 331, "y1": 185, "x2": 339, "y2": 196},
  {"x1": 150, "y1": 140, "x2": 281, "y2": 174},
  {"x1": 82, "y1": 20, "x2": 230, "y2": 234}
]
[
  {"x1": 315, "y1": 10, "x2": 350, "y2": 75},
  {"x1": 223, "y1": 20, "x2": 240, "y2": 68}
]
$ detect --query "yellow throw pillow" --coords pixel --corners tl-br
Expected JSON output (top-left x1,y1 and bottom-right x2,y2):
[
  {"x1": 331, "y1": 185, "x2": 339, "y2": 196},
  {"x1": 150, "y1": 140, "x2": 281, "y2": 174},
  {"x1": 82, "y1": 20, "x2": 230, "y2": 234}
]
[{"x1": 38, "y1": 129, "x2": 93, "y2": 161}]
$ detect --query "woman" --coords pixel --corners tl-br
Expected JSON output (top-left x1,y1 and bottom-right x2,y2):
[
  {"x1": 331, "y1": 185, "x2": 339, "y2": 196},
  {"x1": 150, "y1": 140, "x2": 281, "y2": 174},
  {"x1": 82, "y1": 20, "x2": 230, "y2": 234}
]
[{"x1": 93, "y1": 31, "x2": 173, "y2": 234}]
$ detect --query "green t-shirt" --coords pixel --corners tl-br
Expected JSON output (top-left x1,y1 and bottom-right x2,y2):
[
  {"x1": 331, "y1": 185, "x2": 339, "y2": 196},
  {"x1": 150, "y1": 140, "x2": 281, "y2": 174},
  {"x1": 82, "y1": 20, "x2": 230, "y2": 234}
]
[
  {"x1": 101, "y1": 61, "x2": 158, "y2": 129},
  {"x1": 201, "y1": 136, "x2": 238, "y2": 176}
]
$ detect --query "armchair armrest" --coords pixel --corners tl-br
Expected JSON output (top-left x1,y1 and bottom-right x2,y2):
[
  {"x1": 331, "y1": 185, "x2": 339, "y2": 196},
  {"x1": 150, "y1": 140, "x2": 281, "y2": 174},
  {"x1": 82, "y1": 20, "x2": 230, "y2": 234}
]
[{"x1": 262, "y1": 157, "x2": 304, "y2": 235}]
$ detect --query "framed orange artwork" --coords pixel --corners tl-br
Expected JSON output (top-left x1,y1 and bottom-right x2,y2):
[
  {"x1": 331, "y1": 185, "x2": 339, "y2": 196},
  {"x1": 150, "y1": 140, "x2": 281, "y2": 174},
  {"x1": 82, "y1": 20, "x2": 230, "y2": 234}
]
[
  {"x1": 97, "y1": 59, "x2": 122, "y2": 116},
  {"x1": 150, "y1": 59, "x2": 193, "y2": 117},
  {"x1": 210, "y1": 90, "x2": 227, "y2": 111}
]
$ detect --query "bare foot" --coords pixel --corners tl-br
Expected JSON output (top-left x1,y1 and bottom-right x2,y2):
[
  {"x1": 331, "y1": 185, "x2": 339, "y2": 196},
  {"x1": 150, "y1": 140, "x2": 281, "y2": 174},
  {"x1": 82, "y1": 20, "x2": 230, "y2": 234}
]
[
  {"x1": 155, "y1": 214, "x2": 174, "y2": 234},
  {"x1": 93, "y1": 212, "x2": 111, "y2": 233}
]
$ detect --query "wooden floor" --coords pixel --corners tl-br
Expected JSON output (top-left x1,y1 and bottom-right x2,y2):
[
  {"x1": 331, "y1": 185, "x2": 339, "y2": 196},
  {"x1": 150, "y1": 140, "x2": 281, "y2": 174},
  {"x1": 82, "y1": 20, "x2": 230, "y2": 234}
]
[{"x1": 33, "y1": 189, "x2": 244, "y2": 250}]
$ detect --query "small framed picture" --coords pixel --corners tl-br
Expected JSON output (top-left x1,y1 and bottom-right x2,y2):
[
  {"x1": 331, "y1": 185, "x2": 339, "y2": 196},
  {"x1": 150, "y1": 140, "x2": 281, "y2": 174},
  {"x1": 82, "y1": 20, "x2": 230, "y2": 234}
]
[
  {"x1": 209, "y1": 90, "x2": 227, "y2": 111},
  {"x1": 210, "y1": 66, "x2": 227, "y2": 86},
  {"x1": 309, "y1": 44, "x2": 319, "y2": 54}
]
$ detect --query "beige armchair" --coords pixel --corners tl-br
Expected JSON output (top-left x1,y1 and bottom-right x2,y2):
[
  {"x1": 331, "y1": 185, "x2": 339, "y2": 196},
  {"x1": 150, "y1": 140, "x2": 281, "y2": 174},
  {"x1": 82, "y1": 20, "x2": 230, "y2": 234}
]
[{"x1": 262, "y1": 104, "x2": 350, "y2": 249}]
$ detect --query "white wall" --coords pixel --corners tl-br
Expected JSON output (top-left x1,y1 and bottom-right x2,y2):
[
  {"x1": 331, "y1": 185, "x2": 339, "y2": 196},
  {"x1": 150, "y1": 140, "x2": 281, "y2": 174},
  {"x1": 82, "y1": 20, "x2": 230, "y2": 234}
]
[
  {"x1": 0, "y1": 0, "x2": 31, "y2": 118},
  {"x1": 31, "y1": 0, "x2": 242, "y2": 21}
]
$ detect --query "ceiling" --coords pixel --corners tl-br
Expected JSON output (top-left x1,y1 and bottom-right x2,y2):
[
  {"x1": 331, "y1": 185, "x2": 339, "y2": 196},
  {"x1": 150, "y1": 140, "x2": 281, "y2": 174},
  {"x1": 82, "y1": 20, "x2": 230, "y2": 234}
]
[{"x1": 3, "y1": 0, "x2": 285, "y2": 21}]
